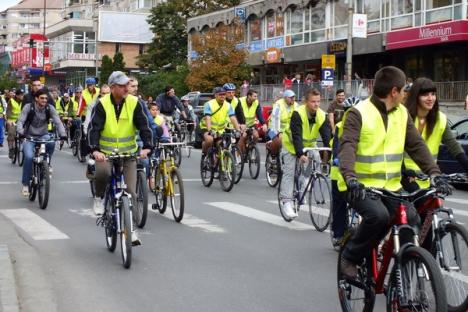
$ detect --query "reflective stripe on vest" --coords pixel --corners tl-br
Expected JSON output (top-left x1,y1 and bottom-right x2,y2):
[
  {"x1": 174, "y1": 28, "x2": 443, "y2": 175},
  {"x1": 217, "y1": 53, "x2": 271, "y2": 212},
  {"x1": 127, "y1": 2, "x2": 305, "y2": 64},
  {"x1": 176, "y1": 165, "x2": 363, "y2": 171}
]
[
  {"x1": 98, "y1": 94, "x2": 138, "y2": 155},
  {"x1": 338, "y1": 98, "x2": 408, "y2": 191},
  {"x1": 9, "y1": 98, "x2": 21, "y2": 121},
  {"x1": 199, "y1": 99, "x2": 230, "y2": 132},
  {"x1": 404, "y1": 111, "x2": 447, "y2": 188},
  {"x1": 282, "y1": 105, "x2": 326, "y2": 155},
  {"x1": 239, "y1": 96, "x2": 259, "y2": 127}
]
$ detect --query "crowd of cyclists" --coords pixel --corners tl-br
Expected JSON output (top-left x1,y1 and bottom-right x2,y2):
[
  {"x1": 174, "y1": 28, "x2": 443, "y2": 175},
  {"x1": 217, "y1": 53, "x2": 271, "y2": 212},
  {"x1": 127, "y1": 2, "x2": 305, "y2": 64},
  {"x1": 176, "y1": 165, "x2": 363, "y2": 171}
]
[{"x1": 1, "y1": 66, "x2": 468, "y2": 310}]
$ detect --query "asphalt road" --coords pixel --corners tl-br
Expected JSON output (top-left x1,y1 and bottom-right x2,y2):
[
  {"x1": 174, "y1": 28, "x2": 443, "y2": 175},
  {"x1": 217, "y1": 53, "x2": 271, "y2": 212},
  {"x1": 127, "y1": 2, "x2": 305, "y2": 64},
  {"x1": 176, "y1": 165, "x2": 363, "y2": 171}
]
[{"x1": 1, "y1": 144, "x2": 468, "y2": 312}]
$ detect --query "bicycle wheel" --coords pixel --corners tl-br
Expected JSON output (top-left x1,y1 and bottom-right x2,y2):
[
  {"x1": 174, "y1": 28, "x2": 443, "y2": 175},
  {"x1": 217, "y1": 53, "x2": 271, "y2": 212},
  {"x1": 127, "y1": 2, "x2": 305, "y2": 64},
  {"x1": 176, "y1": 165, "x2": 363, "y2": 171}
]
[
  {"x1": 119, "y1": 196, "x2": 132, "y2": 269},
  {"x1": 104, "y1": 195, "x2": 117, "y2": 252},
  {"x1": 72, "y1": 132, "x2": 78, "y2": 156},
  {"x1": 38, "y1": 160, "x2": 50, "y2": 210},
  {"x1": 386, "y1": 246, "x2": 447, "y2": 312},
  {"x1": 232, "y1": 145, "x2": 244, "y2": 184},
  {"x1": 153, "y1": 168, "x2": 167, "y2": 213},
  {"x1": 11, "y1": 141, "x2": 17, "y2": 164},
  {"x1": 18, "y1": 140, "x2": 24, "y2": 166},
  {"x1": 169, "y1": 169, "x2": 184, "y2": 222},
  {"x1": 337, "y1": 234, "x2": 375, "y2": 312},
  {"x1": 434, "y1": 222, "x2": 468, "y2": 312},
  {"x1": 77, "y1": 135, "x2": 85, "y2": 163},
  {"x1": 200, "y1": 154, "x2": 214, "y2": 187},
  {"x1": 28, "y1": 167, "x2": 37, "y2": 202},
  {"x1": 248, "y1": 145, "x2": 261, "y2": 179},
  {"x1": 265, "y1": 151, "x2": 280, "y2": 187},
  {"x1": 134, "y1": 170, "x2": 148, "y2": 229},
  {"x1": 277, "y1": 176, "x2": 295, "y2": 222},
  {"x1": 219, "y1": 150, "x2": 235, "y2": 192},
  {"x1": 308, "y1": 174, "x2": 332, "y2": 232}
]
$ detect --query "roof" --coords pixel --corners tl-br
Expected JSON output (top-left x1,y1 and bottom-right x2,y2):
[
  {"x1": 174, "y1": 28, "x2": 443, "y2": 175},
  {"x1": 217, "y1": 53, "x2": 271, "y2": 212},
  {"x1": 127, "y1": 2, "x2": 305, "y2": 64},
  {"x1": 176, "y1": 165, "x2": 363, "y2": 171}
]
[{"x1": 10, "y1": 0, "x2": 63, "y2": 10}]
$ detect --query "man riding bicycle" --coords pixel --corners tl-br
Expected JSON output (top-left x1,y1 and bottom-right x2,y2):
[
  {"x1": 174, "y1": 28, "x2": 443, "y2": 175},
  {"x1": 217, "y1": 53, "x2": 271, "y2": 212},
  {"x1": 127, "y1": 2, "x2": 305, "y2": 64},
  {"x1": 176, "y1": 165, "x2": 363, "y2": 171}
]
[
  {"x1": 6, "y1": 89, "x2": 24, "y2": 159},
  {"x1": 237, "y1": 89, "x2": 266, "y2": 154},
  {"x1": 279, "y1": 88, "x2": 331, "y2": 219},
  {"x1": 56, "y1": 93, "x2": 79, "y2": 143},
  {"x1": 155, "y1": 85, "x2": 186, "y2": 122},
  {"x1": 16, "y1": 89, "x2": 66, "y2": 196},
  {"x1": 338, "y1": 66, "x2": 451, "y2": 279}
]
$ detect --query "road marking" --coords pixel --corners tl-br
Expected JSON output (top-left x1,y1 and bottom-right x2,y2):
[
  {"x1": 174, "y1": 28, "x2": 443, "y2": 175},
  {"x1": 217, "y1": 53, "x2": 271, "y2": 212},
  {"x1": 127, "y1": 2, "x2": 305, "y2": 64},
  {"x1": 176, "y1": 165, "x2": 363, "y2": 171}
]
[
  {"x1": 205, "y1": 202, "x2": 316, "y2": 231},
  {"x1": 60, "y1": 180, "x2": 89, "y2": 184},
  {"x1": 445, "y1": 197, "x2": 468, "y2": 205},
  {"x1": 0, "y1": 181, "x2": 19, "y2": 185},
  {"x1": 69, "y1": 208, "x2": 96, "y2": 218},
  {"x1": 0, "y1": 155, "x2": 9, "y2": 158},
  {"x1": 150, "y1": 208, "x2": 226, "y2": 233},
  {"x1": 0, "y1": 245, "x2": 19, "y2": 312},
  {"x1": 0, "y1": 209, "x2": 69, "y2": 240},
  {"x1": 446, "y1": 206, "x2": 468, "y2": 218}
]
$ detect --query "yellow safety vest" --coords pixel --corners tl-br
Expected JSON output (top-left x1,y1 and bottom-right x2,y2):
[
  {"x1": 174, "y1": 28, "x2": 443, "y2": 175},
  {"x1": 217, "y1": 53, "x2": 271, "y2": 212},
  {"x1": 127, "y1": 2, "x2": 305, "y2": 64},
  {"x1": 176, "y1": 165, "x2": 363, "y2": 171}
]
[
  {"x1": 330, "y1": 121, "x2": 346, "y2": 190},
  {"x1": 154, "y1": 115, "x2": 164, "y2": 126},
  {"x1": 239, "y1": 96, "x2": 259, "y2": 127},
  {"x1": 282, "y1": 105, "x2": 326, "y2": 155},
  {"x1": 227, "y1": 97, "x2": 239, "y2": 129},
  {"x1": 8, "y1": 98, "x2": 22, "y2": 122},
  {"x1": 199, "y1": 99, "x2": 231, "y2": 133},
  {"x1": 404, "y1": 111, "x2": 447, "y2": 188},
  {"x1": 269, "y1": 98, "x2": 299, "y2": 132},
  {"x1": 338, "y1": 98, "x2": 408, "y2": 192},
  {"x1": 57, "y1": 99, "x2": 78, "y2": 117},
  {"x1": 98, "y1": 94, "x2": 138, "y2": 155},
  {"x1": 82, "y1": 87, "x2": 100, "y2": 108}
]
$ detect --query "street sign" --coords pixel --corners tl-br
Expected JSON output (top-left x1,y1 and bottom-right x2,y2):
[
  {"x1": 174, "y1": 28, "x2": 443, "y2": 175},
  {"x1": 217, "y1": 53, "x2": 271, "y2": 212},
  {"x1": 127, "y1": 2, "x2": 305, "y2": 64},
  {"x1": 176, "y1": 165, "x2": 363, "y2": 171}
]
[
  {"x1": 321, "y1": 69, "x2": 334, "y2": 86},
  {"x1": 353, "y1": 14, "x2": 367, "y2": 38},
  {"x1": 321, "y1": 54, "x2": 335, "y2": 69},
  {"x1": 234, "y1": 7, "x2": 246, "y2": 22}
]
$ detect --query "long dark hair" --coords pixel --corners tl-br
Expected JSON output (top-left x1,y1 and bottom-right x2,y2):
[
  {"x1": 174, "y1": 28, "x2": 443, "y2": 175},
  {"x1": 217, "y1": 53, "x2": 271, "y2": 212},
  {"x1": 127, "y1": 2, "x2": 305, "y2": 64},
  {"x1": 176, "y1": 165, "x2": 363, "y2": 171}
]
[{"x1": 405, "y1": 77, "x2": 439, "y2": 138}]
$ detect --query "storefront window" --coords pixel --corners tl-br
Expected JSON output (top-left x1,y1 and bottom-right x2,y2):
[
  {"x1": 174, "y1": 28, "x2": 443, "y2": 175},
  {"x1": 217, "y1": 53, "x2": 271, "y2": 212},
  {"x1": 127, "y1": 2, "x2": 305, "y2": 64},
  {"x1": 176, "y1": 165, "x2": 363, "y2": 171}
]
[
  {"x1": 311, "y1": 2, "x2": 325, "y2": 30},
  {"x1": 249, "y1": 16, "x2": 262, "y2": 41},
  {"x1": 266, "y1": 11, "x2": 275, "y2": 38},
  {"x1": 334, "y1": 1, "x2": 348, "y2": 26},
  {"x1": 276, "y1": 12, "x2": 284, "y2": 36},
  {"x1": 426, "y1": 0, "x2": 456, "y2": 9},
  {"x1": 391, "y1": 0, "x2": 413, "y2": 16},
  {"x1": 289, "y1": 8, "x2": 303, "y2": 45}
]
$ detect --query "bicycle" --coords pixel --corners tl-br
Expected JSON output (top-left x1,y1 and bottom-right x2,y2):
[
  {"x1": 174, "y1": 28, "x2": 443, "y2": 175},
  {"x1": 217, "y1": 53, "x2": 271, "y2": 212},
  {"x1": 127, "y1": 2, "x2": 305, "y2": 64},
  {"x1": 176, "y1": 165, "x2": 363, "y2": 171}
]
[
  {"x1": 167, "y1": 118, "x2": 183, "y2": 167},
  {"x1": 72, "y1": 119, "x2": 86, "y2": 163},
  {"x1": 133, "y1": 158, "x2": 148, "y2": 228},
  {"x1": 330, "y1": 200, "x2": 361, "y2": 251},
  {"x1": 27, "y1": 136, "x2": 57, "y2": 210},
  {"x1": 179, "y1": 120, "x2": 196, "y2": 158},
  {"x1": 200, "y1": 130, "x2": 237, "y2": 192},
  {"x1": 277, "y1": 147, "x2": 332, "y2": 231},
  {"x1": 265, "y1": 137, "x2": 281, "y2": 188},
  {"x1": 233, "y1": 127, "x2": 261, "y2": 183},
  {"x1": 11, "y1": 132, "x2": 24, "y2": 167},
  {"x1": 151, "y1": 142, "x2": 185, "y2": 222},
  {"x1": 411, "y1": 173, "x2": 468, "y2": 312},
  {"x1": 95, "y1": 152, "x2": 138, "y2": 269},
  {"x1": 337, "y1": 187, "x2": 448, "y2": 312}
]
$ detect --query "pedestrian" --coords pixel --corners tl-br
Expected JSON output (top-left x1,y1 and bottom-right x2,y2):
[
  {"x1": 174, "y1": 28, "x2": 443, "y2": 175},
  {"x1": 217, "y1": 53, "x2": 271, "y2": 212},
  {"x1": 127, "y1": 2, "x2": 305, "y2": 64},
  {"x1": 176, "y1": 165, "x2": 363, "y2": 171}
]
[
  {"x1": 327, "y1": 89, "x2": 346, "y2": 135},
  {"x1": 240, "y1": 80, "x2": 249, "y2": 97},
  {"x1": 292, "y1": 73, "x2": 303, "y2": 101},
  {"x1": 282, "y1": 74, "x2": 292, "y2": 90}
]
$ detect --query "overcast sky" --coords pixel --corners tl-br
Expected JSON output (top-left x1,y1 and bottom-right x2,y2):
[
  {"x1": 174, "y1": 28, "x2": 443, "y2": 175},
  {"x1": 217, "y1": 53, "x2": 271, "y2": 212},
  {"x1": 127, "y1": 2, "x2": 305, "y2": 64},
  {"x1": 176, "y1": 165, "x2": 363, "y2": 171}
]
[{"x1": 0, "y1": 0, "x2": 21, "y2": 12}]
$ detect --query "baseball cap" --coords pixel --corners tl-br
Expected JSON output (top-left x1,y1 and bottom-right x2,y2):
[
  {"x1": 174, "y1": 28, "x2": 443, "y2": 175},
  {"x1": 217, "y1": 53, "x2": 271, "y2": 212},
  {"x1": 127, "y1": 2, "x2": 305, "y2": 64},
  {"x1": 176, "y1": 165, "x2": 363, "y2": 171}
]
[
  {"x1": 284, "y1": 89, "x2": 295, "y2": 97},
  {"x1": 212, "y1": 87, "x2": 226, "y2": 94},
  {"x1": 75, "y1": 86, "x2": 83, "y2": 92},
  {"x1": 108, "y1": 71, "x2": 129, "y2": 86}
]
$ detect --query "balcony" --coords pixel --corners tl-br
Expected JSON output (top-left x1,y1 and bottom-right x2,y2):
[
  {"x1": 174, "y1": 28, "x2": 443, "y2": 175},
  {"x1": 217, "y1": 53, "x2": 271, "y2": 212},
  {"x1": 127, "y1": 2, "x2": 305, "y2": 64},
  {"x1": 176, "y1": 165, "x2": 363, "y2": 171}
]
[{"x1": 46, "y1": 18, "x2": 93, "y2": 38}]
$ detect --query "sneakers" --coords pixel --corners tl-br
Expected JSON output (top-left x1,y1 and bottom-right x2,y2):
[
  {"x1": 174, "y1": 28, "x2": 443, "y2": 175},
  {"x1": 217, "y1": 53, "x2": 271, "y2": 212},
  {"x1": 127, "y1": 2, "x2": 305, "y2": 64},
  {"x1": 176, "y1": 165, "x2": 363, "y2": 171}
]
[
  {"x1": 21, "y1": 185, "x2": 29, "y2": 197},
  {"x1": 131, "y1": 231, "x2": 141, "y2": 246},
  {"x1": 282, "y1": 201, "x2": 297, "y2": 219},
  {"x1": 93, "y1": 197, "x2": 104, "y2": 215},
  {"x1": 340, "y1": 257, "x2": 358, "y2": 280}
]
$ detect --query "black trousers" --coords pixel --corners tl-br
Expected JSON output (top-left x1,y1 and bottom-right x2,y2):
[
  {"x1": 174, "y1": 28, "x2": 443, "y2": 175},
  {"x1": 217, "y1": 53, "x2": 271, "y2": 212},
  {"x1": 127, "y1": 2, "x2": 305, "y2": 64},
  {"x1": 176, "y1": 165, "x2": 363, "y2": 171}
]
[{"x1": 342, "y1": 194, "x2": 420, "y2": 264}]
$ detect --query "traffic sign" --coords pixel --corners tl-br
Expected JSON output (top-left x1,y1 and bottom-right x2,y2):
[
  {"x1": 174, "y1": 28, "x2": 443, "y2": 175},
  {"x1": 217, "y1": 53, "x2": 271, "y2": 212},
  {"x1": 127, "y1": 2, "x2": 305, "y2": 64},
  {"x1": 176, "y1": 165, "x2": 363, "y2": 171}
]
[
  {"x1": 234, "y1": 7, "x2": 246, "y2": 22},
  {"x1": 321, "y1": 54, "x2": 335, "y2": 69},
  {"x1": 321, "y1": 69, "x2": 334, "y2": 87}
]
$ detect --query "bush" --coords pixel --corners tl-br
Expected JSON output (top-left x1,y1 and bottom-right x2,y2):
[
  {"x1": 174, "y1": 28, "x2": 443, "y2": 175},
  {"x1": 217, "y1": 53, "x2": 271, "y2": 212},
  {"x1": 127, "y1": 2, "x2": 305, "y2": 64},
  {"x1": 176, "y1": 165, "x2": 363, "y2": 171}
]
[{"x1": 138, "y1": 65, "x2": 189, "y2": 99}]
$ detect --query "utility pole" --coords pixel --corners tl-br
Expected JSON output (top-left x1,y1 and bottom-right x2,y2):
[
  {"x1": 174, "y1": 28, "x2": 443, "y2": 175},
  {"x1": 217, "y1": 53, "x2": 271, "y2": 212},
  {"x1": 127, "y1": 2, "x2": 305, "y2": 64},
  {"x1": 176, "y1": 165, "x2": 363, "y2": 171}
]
[
  {"x1": 42, "y1": 0, "x2": 46, "y2": 79},
  {"x1": 345, "y1": 0, "x2": 353, "y2": 95}
]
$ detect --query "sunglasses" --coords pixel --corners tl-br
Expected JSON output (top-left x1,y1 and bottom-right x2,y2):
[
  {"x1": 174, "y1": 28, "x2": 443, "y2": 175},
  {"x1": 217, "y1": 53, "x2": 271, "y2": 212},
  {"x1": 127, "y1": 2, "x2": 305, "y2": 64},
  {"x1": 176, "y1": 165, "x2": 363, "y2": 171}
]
[
  {"x1": 217, "y1": 93, "x2": 226, "y2": 96},
  {"x1": 38, "y1": 96, "x2": 48, "y2": 100}
]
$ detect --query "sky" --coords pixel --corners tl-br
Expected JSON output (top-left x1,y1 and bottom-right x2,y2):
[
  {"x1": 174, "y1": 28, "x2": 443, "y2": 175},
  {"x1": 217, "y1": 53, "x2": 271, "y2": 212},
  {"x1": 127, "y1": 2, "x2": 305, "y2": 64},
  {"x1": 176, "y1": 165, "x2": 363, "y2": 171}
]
[{"x1": 0, "y1": 0, "x2": 21, "y2": 12}]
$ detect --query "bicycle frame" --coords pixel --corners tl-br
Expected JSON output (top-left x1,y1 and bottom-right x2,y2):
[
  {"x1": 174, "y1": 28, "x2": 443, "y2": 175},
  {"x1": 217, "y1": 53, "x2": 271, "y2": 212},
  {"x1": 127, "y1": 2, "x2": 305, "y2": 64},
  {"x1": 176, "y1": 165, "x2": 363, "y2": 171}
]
[{"x1": 154, "y1": 142, "x2": 183, "y2": 196}]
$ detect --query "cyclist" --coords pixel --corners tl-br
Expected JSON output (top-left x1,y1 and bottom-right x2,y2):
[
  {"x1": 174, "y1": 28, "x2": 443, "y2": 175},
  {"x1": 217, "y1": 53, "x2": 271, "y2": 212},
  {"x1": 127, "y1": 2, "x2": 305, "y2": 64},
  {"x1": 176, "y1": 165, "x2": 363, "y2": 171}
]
[
  {"x1": 0, "y1": 91, "x2": 4, "y2": 148},
  {"x1": 199, "y1": 86, "x2": 241, "y2": 155},
  {"x1": 267, "y1": 89, "x2": 299, "y2": 157},
  {"x1": 330, "y1": 96, "x2": 360, "y2": 247},
  {"x1": 177, "y1": 95, "x2": 197, "y2": 129},
  {"x1": 237, "y1": 89, "x2": 266, "y2": 154},
  {"x1": 56, "y1": 93, "x2": 79, "y2": 139},
  {"x1": 279, "y1": 88, "x2": 331, "y2": 219},
  {"x1": 338, "y1": 66, "x2": 451, "y2": 279},
  {"x1": 50, "y1": 88, "x2": 61, "y2": 108},
  {"x1": 74, "y1": 87, "x2": 87, "y2": 118},
  {"x1": 23, "y1": 80, "x2": 43, "y2": 108},
  {"x1": 149, "y1": 102, "x2": 170, "y2": 140},
  {"x1": 87, "y1": 71, "x2": 153, "y2": 247},
  {"x1": 155, "y1": 85, "x2": 186, "y2": 121},
  {"x1": 223, "y1": 83, "x2": 239, "y2": 117},
  {"x1": 82, "y1": 77, "x2": 100, "y2": 108},
  {"x1": 6, "y1": 89, "x2": 24, "y2": 159},
  {"x1": 83, "y1": 84, "x2": 110, "y2": 135},
  {"x1": 327, "y1": 88, "x2": 346, "y2": 135},
  {"x1": 16, "y1": 89, "x2": 66, "y2": 196}
]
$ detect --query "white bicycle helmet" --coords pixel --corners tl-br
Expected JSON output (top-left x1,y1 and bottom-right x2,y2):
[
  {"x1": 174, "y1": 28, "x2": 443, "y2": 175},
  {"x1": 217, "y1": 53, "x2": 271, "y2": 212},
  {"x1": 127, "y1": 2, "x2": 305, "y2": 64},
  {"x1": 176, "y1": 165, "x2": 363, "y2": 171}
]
[{"x1": 343, "y1": 96, "x2": 360, "y2": 109}]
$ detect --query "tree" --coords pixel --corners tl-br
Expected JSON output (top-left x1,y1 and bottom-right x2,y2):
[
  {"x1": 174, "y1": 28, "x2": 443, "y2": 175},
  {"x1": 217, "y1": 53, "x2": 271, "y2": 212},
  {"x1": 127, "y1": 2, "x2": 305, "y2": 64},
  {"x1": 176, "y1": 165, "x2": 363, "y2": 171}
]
[
  {"x1": 0, "y1": 73, "x2": 18, "y2": 91},
  {"x1": 138, "y1": 64, "x2": 189, "y2": 99},
  {"x1": 186, "y1": 22, "x2": 250, "y2": 92},
  {"x1": 138, "y1": 0, "x2": 240, "y2": 71},
  {"x1": 99, "y1": 55, "x2": 113, "y2": 85},
  {"x1": 112, "y1": 52, "x2": 126, "y2": 72}
]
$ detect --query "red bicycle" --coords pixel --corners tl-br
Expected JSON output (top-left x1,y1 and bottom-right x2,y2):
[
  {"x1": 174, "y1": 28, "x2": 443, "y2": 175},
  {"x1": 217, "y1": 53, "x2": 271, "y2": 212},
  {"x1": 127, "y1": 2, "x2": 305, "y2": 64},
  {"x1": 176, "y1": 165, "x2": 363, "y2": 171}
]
[{"x1": 337, "y1": 187, "x2": 447, "y2": 312}]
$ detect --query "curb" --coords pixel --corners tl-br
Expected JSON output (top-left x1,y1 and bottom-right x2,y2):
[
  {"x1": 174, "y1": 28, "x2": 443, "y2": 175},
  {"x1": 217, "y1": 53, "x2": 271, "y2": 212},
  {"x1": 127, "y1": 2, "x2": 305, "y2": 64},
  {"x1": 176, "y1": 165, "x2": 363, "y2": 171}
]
[{"x1": 0, "y1": 244, "x2": 19, "y2": 312}]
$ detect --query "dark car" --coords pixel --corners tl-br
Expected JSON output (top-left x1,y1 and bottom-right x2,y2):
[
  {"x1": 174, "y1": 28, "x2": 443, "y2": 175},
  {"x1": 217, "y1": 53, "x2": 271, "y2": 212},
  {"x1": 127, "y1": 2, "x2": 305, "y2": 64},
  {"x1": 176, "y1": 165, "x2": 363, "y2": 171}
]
[{"x1": 437, "y1": 118, "x2": 468, "y2": 182}]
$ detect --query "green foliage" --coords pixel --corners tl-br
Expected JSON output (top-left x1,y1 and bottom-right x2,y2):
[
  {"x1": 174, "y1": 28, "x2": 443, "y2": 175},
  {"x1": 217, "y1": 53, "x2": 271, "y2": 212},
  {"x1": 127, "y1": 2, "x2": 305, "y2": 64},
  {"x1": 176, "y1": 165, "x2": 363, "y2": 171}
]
[
  {"x1": 0, "y1": 73, "x2": 18, "y2": 91},
  {"x1": 137, "y1": 64, "x2": 189, "y2": 98},
  {"x1": 112, "y1": 52, "x2": 126, "y2": 72},
  {"x1": 99, "y1": 55, "x2": 113, "y2": 85}
]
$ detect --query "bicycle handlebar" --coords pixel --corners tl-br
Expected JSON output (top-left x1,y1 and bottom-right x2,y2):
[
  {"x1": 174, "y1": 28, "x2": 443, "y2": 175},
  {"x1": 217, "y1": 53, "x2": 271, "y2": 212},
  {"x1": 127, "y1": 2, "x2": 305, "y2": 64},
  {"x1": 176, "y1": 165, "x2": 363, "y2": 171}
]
[{"x1": 367, "y1": 187, "x2": 437, "y2": 202}]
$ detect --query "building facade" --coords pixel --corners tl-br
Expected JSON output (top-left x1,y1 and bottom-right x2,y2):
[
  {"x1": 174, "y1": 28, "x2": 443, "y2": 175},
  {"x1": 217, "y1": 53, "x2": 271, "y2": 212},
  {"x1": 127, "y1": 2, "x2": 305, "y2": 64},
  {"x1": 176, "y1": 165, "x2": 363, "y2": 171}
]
[{"x1": 187, "y1": 0, "x2": 468, "y2": 85}]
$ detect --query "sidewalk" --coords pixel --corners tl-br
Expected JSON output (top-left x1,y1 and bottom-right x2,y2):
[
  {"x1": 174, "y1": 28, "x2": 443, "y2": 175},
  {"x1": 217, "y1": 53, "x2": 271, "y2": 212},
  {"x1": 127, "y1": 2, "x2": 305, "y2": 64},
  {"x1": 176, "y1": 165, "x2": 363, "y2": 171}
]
[{"x1": 0, "y1": 213, "x2": 57, "y2": 312}]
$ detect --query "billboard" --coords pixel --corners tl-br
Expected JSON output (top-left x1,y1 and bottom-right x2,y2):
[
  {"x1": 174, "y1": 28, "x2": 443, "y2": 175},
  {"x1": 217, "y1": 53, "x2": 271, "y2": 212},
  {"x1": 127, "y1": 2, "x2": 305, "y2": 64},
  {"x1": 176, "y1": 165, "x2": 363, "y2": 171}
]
[{"x1": 98, "y1": 11, "x2": 153, "y2": 44}]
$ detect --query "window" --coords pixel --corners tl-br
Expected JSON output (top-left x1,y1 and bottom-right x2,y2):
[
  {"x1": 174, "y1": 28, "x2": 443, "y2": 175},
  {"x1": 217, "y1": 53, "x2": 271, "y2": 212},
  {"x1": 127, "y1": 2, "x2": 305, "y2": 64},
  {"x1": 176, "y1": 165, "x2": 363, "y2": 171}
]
[
  {"x1": 73, "y1": 31, "x2": 95, "y2": 54},
  {"x1": 333, "y1": 1, "x2": 348, "y2": 26},
  {"x1": 139, "y1": 44, "x2": 144, "y2": 55},
  {"x1": 310, "y1": 1, "x2": 326, "y2": 42},
  {"x1": 115, "y1": 43, "x2": 121, "y2": 53},
  {"x1": 289, "y1": 8, "x2": 304, "y2": 45},
  {"x1": 30, "y1": 23, "x2": 40, "y2": 29},
  {"x1": 249, "y1": 16, "x2": 261, "y2": 41},
  {"x1": 138, "y1": 0, "x2": 152, "y2": 8},
  {"x1": 266, "y1": 11, "x2": 276, "y2": 38}
]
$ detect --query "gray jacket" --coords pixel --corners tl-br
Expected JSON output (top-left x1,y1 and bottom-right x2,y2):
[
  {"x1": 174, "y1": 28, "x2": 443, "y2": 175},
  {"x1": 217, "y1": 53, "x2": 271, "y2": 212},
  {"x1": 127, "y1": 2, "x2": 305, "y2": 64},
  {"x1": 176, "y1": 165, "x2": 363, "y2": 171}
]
[{"x1": 17, "y1": 103, "x2": 66, "y2": 138}]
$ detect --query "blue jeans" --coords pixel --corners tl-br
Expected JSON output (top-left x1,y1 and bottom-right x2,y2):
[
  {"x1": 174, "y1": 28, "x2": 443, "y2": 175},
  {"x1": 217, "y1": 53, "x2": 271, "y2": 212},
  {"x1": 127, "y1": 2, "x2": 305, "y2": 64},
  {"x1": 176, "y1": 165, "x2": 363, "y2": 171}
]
[
  {"x1": 0, "y1": 118, "x2": 4, "y2": 145},
  {"x1": 22, "y1": 134, "x2": 55, "y2": 186}
]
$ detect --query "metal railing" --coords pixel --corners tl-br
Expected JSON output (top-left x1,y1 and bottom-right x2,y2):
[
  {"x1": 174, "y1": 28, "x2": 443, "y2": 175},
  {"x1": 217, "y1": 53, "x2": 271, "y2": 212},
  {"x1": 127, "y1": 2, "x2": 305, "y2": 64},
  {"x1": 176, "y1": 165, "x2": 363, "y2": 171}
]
[{"x1": 250, "y1": 80, "x2": 468, "y2": 103}]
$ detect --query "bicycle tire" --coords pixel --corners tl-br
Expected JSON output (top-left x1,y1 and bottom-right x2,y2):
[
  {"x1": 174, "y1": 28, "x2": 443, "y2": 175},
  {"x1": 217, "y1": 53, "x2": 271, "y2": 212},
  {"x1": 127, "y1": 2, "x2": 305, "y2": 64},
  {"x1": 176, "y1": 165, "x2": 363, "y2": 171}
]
[
  {"x1": 18, "y1": 140, "x2": 24, "y2": 166},
  {"x1": 265, "y1": 151, "x2": 280, "y2": 188},
  {"x1": 11, "y1": 141, "x2": 17, "y2": 164},
  {"x1": 77, "y1": 134, "x2": 85, "y2": 163},
  {"x1": 153, "y1": 167, "x2": 167, "y2": 213},
  {"x1": 232, "y1": 145, "x2": 244, "y2": 184},
  {"x1": 277, "y1": 176, "x2": 294, "y2": 222},
  {"x1": 248, "y1": 145, "x2": 261, "y2": 179},
  {"x1": 120, "y1": 196, "x2": 132, "y2": 269},
  {"x1": 104, "y1": 195, "x2": 117, "y2": 252},
  {"x1": 433, "y1": 222, "x2": 468, "y2": 312},
  {"x1": 38, "y1": 160, "x2": 50, "y2": 210},
  {"x1": 200, "y1": 154, "x2": 214, "y2": 187},
  {"x1": 169, "y1": 169, "x2": 184, "y2": 222},
  {"x1": 308, "y1": 174, "x2": 332, "y2": 232},
  {"x1": 134, "y1": 170, "x2": 148, "y2": 229},
  {"x1": 337, "y1": 233, "x2": 375, "y2": 312},
  {"x1": 219, "y1": 150, "x2": 235, "y2": 192},
  {"x1": 386, "y1": 246, "x2": 447, "y2": 312},
  {"x1": 72, "y1": 134, "x2": 78, "y2": 156},
  {"x1": 89, "y1": 179, "x2": 96, "y2": 198},
  {"x1": 28, "y1": 169, "x2": 37, "y2": 202}
]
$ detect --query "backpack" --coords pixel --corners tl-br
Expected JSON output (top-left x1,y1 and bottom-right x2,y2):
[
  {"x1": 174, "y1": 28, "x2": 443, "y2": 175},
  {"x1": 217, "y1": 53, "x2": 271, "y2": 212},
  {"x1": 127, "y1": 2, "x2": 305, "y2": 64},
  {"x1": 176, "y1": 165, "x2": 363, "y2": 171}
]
[{"x1": 24, "y1": 103, "x2": 52, "y2": 133}]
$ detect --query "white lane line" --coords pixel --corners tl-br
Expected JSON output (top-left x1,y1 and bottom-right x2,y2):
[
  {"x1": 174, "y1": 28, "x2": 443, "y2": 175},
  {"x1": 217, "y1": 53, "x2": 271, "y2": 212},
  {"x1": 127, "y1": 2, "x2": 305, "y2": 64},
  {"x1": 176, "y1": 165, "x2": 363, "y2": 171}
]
[
  {"x1": 150, "y1": 208, "x2": 226, "y2": 233},
  {"x1": 0, "y1": 181, "x2": 19, "y2": 185},
  {"x1": 0, "y1": 245, "x2": 19, "y2": 312},
  {"x1": 60, "y1": 180, "x2": 89, "y2": 184},
  {"x1": 445, "y1": 197, "x2": 468, "y2": 205},
  {"x1": 0, "y1": 209, "x2": 69, "y2": 240},
  {"x1": 205, "y1": 202, "x2": 316, "y2": 231},
  {"x1": 0, "y1": 155, "x2": 9, "y2": 158}
]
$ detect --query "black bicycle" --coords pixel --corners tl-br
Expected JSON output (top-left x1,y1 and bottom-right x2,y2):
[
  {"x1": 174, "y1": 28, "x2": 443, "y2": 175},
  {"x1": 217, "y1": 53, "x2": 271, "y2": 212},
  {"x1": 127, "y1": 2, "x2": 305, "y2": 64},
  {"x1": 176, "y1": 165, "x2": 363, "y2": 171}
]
[
  {"x1": 133, "y1": 158, "x2": 148, "y2": 229},
  {"x1": 11, "y1": 133, "x2": 24, "y2": 166},
  {"x1": 265, "y1": 138, "x2": 281, "y2": 188},
  {"x1": 233, "y1": 127, "x2": 261, "y2": 183}
]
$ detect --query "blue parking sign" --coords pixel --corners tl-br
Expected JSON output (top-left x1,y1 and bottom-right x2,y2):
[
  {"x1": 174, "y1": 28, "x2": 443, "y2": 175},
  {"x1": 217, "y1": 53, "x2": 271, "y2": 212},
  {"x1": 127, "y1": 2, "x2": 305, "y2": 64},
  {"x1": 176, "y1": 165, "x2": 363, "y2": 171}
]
[
  {"x1": 322, "y1": 69, "x2": 334, "y2": 81},
  {"x1": 235, "y1": 7, "x2": 246, "y2": 22}
]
